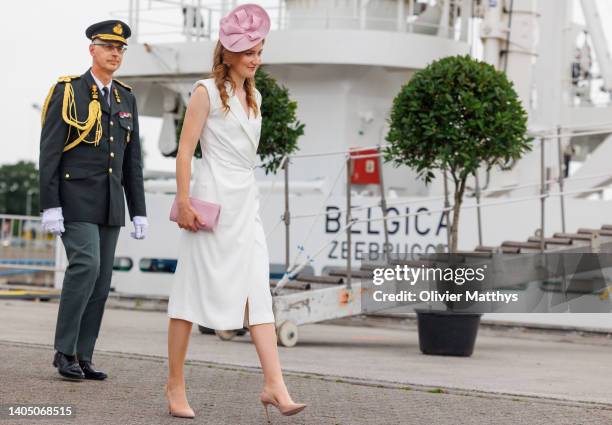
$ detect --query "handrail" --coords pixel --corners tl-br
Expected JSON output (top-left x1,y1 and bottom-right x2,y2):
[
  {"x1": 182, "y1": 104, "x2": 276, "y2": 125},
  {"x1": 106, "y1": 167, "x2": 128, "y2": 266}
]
[
  {"x1": 281, "y1": 124, "x2": 612, "y2": 162},
  {"x1": 0, "y1": 214, "x2": 41, "y2": 221},
  {"x1": 119, "y1": 0, "x2": 464, "y2": 43}
]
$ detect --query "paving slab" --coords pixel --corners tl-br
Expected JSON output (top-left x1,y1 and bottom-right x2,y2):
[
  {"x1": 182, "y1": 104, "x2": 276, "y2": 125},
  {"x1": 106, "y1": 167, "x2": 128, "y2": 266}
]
[
  {"x1": 1, "y1": 341, "x2": 612, "y2": 425},
  {"x1": 1, "y1": 299, "x2": 612, "y2": 417}
]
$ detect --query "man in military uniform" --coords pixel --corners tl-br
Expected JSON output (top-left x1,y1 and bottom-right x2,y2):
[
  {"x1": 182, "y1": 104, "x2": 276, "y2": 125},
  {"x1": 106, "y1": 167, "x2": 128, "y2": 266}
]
[{"x1": 39, "y1": 20, "x2": 148, "y2": 380}]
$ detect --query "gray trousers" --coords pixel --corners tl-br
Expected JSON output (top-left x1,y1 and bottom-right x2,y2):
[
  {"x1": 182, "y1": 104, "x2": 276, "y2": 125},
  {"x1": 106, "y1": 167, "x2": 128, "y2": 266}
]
[{"x1": 54, "y1": 222, "x2": 121, "y2": 361}]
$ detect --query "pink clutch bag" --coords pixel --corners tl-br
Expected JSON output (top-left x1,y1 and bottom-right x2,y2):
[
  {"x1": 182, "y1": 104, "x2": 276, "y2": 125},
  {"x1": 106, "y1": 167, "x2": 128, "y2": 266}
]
[{"x1": 169, "y1": 197, "x2": 221, "y2": 231}]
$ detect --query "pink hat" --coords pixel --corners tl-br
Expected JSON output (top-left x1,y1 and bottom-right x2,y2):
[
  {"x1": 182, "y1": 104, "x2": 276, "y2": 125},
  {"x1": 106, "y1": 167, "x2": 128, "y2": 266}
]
[{"x1": 219, "y1": 3, "x2": 271, "y2": 52}]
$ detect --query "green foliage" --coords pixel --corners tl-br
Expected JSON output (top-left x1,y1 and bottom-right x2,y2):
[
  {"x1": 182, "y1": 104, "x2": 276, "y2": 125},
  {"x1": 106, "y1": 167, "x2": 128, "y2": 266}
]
[
  {"x1": 172, "y1": 69, "x2": 304, "y2": 174},
  {"x1": 174, "y1": 108, "x2": 203, "y2": 158},
  {"x1": 384, "y1": 55, "x2": 532, "y2": 251},
  {"x1": 385, "y1": 54, "x2": 531, "y2": 183},
  {"x1": 0, "y1": 161, "x2": 39, "y2": 215},
  {"x1": 255, "y1": 68, "x2": 304, "y2": 174}
]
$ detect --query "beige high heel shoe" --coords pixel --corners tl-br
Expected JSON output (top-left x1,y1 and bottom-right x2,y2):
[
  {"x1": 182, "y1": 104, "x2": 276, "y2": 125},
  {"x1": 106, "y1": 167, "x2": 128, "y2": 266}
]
[
  {"x1": 260, "y1": 390, "x2": 306, "y2": 423},
  {"x1": 164, "y1": 384, "x2": 195, "y2": 419}
]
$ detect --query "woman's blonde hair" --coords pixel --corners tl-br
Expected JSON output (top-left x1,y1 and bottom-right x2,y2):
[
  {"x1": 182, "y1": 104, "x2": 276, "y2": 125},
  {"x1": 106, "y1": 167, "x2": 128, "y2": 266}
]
[{"x1": 211, "y1": 40, "x2": 263, "y2": 117}]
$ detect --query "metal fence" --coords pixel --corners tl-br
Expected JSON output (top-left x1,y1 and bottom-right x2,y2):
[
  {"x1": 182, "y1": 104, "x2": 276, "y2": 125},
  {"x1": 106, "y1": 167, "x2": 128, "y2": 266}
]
[{"x1": 0, "y1": 214, "x2": 58, "y2": 286}]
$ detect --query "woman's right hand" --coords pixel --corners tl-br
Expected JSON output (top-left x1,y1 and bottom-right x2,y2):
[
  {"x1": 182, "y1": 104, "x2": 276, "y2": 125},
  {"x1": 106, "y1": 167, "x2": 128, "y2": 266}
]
[{"x1": 177, "y1": 200, "x2": 206, "y2": 232}]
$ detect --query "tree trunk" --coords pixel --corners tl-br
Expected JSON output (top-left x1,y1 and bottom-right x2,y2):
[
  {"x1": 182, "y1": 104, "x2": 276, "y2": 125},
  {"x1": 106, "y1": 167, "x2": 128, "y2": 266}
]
[{"x1": 449, "y1": 177, "x2": 467, "y2": 253}]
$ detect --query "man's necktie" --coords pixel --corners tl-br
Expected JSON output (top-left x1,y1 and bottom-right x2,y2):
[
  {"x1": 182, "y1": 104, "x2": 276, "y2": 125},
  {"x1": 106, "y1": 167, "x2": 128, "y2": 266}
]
[{"x1": 102, "y1": 87, "x2": 110, "y2": 106}]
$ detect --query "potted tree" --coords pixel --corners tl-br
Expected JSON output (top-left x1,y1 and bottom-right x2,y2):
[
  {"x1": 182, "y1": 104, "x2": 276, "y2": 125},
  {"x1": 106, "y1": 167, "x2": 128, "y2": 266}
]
[
  {"x1": 385, "y1": 55, "x2": 531, "y2": 356},
  {"x1": 172, "y1": 69, "x2": 305, "y2": 337}
]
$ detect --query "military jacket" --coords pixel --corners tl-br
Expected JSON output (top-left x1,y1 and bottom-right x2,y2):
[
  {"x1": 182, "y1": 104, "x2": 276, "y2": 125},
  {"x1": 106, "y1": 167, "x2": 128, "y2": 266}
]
[{"x1": 39, "y1": 69, "x2": 146, "y2": 226}]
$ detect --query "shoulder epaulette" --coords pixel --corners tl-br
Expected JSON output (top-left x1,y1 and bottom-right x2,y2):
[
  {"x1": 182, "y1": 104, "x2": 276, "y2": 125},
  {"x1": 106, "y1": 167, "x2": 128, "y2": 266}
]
[
  {"x1": 114, "y1": 79, "x2": 132, "y2": 91},
  {"x1": 57, "y1": 75, "x2": 80, "y2": 83},
  {"x1": 41, "y1": 83, "x2": 59, "y2": 127}
]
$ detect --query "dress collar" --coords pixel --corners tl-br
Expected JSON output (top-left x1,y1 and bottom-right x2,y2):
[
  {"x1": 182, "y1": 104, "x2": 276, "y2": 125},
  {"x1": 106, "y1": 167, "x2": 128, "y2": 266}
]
[{"x1": 224, "y1": 81, "x2": 258, "y2": 148}]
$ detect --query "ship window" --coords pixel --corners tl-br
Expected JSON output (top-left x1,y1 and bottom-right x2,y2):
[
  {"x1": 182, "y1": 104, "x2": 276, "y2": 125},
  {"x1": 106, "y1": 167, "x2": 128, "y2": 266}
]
[
  {"x1": 113, "y1": 257, "x2": 133, "y2": 272},
  {"x1": 139, "y1": 258, "x2": 178, "y2": 273}
]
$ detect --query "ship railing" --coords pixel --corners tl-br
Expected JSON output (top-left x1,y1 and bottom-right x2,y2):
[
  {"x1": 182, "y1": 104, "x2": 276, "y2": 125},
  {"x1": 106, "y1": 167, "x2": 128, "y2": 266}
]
[
  {"x1": 269, "y1": 123, "x2": 612, "y2": 293},
  {"x1": 0, "y1": 214, "x2": 59, "y2": 287},
  {"x1": 118, "y1": 0, "x2": 467, "y2": 43}
]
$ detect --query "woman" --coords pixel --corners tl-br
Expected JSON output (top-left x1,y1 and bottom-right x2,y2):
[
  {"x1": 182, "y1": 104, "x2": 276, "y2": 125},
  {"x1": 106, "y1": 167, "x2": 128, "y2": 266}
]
[{"x1": 164, "y1": 3, "x2": 306, "y2": 422}]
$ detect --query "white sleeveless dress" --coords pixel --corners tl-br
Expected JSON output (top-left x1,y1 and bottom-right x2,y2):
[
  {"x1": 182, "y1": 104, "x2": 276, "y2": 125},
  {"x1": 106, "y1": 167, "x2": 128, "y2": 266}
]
[{"x1": 167, "y1": 78, "x2": 275, "y2": 330}]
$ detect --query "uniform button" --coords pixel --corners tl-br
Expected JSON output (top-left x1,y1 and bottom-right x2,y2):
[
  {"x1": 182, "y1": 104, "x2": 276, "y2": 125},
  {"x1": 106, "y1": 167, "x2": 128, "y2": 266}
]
[
  {"x1": 110, "y1": 136, "x2": 114, "y2": 142},
  {"x1": 65, "y1": 173, "x2": 70, "y2": 178},
  {"x1": 110, "y1": 121, "x2": 114, "y2": 126},
  {"x1": 110, "y1": 152, "x2": 115, "y2": 158},
  {"x1": 109, "y1": 168, "x2": 113, "y2": 173}
]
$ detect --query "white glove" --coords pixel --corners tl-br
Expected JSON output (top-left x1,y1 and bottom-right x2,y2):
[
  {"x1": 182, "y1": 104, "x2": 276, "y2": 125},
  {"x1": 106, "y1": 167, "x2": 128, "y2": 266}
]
[
  {"x1": 41, "y1": 207, "x2": 65, "y2": 236},
  {"x1": 130, "y1": 216, "x2": 148, "y2": 239}
]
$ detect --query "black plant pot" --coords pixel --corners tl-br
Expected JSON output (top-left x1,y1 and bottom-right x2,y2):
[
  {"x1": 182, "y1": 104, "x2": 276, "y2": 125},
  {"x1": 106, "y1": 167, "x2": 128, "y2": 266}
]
[{"x1": 416, "y1": 309, "x2": 482, "y2": 357}]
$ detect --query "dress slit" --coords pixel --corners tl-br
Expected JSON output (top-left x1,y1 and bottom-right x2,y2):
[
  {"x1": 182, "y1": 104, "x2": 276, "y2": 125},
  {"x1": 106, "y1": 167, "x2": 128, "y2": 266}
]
[{"x1": 243, "y1": 298, "x2": 250, "y2": 328}]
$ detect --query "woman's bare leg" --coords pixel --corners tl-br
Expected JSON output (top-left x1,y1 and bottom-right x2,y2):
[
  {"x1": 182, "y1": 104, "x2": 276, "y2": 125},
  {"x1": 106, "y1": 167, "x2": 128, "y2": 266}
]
[
  {"x1": 249, "y1": 322, "x2": 296, "y2": 405},
  {"x1": 166, "y1": 318, "x2": 194, "y2": 411}
]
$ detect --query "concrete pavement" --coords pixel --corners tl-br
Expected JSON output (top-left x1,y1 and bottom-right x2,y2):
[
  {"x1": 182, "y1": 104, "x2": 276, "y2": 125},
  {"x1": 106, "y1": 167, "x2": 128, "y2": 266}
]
[{"x1": 1, "y1": 299, "x2": 612, "y2": 424}]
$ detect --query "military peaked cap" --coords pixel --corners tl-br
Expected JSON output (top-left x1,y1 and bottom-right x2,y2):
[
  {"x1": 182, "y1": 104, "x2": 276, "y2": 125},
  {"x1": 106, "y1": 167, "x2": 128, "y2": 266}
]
[{"x1": 86, "y1": 20, "x2": 131, "y2": 45}]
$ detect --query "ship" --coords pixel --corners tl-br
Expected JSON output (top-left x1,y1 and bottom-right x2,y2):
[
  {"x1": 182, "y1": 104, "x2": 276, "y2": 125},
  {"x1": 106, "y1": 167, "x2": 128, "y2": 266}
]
[{"x1": 44, "y1": 0, "x2": 612, "y2": 329}]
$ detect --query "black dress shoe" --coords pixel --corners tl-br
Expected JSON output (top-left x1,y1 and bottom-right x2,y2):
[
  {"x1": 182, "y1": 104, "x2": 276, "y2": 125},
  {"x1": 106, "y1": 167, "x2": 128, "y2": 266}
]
[
  {"x1": 78, "y1": 361, "x2": 107, "y2": 380},
  {"x1": 52, "y1": 351, "x2": 84, "y2": 380}
]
